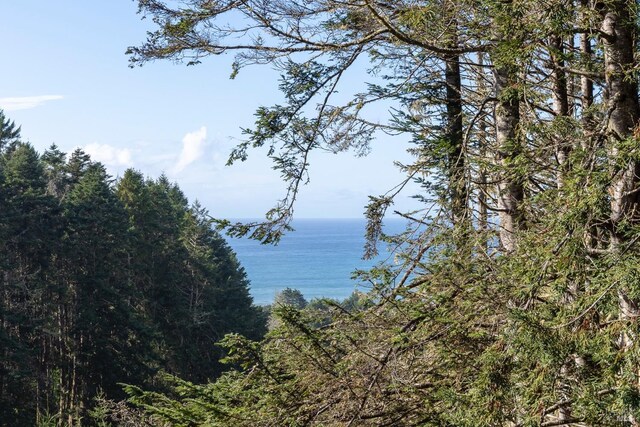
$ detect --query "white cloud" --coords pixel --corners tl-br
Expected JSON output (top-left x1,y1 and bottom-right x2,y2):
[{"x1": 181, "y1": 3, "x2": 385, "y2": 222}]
[
  {"x1": 0, "y1": 95, "x2": 64, "y2": 111},
  {"x1": 83, "y1": 143, "x2": 133, "y2": 167},
  {"x1": 173, "y1": 126, "x2": 207, "y2": 173}
]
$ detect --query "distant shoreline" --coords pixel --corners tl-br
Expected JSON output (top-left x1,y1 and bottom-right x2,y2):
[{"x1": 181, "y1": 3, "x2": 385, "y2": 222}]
[{"x1": 226, "y1": 218, "x2": 408, "y2": 305}]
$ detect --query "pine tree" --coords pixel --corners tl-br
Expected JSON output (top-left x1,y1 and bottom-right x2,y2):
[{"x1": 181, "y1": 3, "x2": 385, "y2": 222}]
[
  {"x1": 0, "y1": 142, "x2": 60, "y2": 425},
  {"x1": 123, "y1": 1, "x2": 640, "y2": 425},
  {"x1": 0, "y1": 113, "x2": 266, "y2": 425},
  {"x1": 0, "y1": 110, "x2": 20, "y2": 151}
]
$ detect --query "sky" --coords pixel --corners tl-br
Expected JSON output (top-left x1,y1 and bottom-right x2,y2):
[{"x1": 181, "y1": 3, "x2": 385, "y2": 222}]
[{"x1": 0, "y1": 1, "x2": 419, "y2": 219}]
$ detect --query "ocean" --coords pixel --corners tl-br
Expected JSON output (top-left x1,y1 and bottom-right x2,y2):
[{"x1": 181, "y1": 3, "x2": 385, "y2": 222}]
[{"x1": 226, "y1": 218, "x2": 407, "y2": 305}]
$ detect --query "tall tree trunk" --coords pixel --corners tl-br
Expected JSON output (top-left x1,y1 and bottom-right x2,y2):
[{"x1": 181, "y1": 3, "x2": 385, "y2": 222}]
[
  {"x1": 441, "y1": 7, "x2": 466, "y2": 234},
  {"x1": 446, "y1": 48, "x2": 466, "y2": 228},
  {"x1": 601, "y1": 3, "x2": 640, "y2": 424},
  {"x1": 491, "y1": 0, "x2": 525, "y2": 253},
  {"x1": 494, "y1": 63, "x2": 524, "y2": 252},
  {"x1": 602, "y1": 0, "x2": 640, "y2": 249},
  {"x1": 477, "y1": 53, "x2": 490, "y2": 241}
]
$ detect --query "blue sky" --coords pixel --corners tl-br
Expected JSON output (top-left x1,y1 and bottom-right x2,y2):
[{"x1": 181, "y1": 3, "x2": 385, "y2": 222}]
[{"x1": 0, "y1": 1, "x2": 419, "y2": 219}]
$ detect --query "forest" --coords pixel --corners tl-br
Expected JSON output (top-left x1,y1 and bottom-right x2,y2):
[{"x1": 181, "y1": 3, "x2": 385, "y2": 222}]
[
  {"x1": 120, "y1": 0, "x2": 640, "y2": 425},
  {"x1": 5, "y1": 0, "x2": 640, "y2": 425},
  {"x1": 0, "y1": 113, "x2": 267, "y2": 426}
]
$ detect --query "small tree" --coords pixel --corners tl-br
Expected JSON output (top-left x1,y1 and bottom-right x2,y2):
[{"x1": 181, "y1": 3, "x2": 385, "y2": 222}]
[
  {"x1": 0, "y1": 109, "x2": 21, "y2": 150},
  {"x1": 274, "y1": 288, "x2": 307, "y2": 310}
]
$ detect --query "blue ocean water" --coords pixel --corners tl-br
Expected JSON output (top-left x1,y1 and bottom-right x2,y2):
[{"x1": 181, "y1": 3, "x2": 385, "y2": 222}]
[{"x1": 226, "y1": 218, "x2": 406, "y2": 305}]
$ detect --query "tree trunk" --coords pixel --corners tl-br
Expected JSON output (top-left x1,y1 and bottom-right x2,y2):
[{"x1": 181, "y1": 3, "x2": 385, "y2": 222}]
[
  {"x1": 477, "y1": 53, "x2": 490, "y2": 241},
  {"x1": 490, "y1": 0, "x2": 525, "y2": 253},
  {"x1": 445, "y1": 37, "x2": 466, "y2": 229},
  {"x1": 602, "y1": 0, "x2": 640, "y2": 249},
  {"x1": 601, "y1": 3, "x2": 640, "y2": 424},
  {"x1": 494, "y1": 63, "x2": 524, "y2": 252}
]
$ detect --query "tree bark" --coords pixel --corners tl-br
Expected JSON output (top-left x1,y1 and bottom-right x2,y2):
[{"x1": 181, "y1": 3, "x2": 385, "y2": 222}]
[
  {"x1": 600, "y1": 4, "x2": 640, "y2": 425},
  {"x1": 494, "y1": 64, "x2": 524, "y2": 252},
  {"x1": 491, "y1": 0, "x2": 525, "y2": 253},
  {"x1": 477, "y1": 53, "x2": 490, "y2": 241},
  {"x1": 445, "y1": 42, "x2": 466, "y2": 229},
  {"x1": 602, "y1": 0, "x2": 640, "y2": 249}
]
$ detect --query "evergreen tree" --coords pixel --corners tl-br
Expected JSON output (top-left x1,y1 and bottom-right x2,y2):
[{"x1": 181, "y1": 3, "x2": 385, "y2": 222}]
[
  {"x1": 0, "y1": 112, "x2": 265, "y2": 425},
  {"x1": 41, "y1": 144, "x2": 68, "y2": 198},
  {"x1": 273, "y1": 288, "x2": 307, "y2": 310},
  {"x1": 0, "y1": 110, "x2": 20, "y2": 150},
  {"x1": 124, "y1": 1, "x2": 640, "y2": 425},
  {"x1": 0, "y1": 142, "x2": 60, "y2": 425},
  {"x1": 55, "y1": 163, "x2": 156, "y2": 422},
  {"x1": 116, "y1": 172, "x2": 266, "y2": 383}
]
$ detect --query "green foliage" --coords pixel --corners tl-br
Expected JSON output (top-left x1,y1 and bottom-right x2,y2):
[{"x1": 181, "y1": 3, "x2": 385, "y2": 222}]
[
  {"x1": 9, "y1": 0, "x2": 640, "y2": 424},
  {"x1": 124, "y1": 142, "x2": 640, "y2": 425},
  {"x1": 0, "y1": 109, "x2": 21, "y2": 150},
  {"x1": 273, "y1": 288, "x2": 308, "y2": 310},
  {"x1": 0, "y1": 114, "x2": 266, "y2": 425}
]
